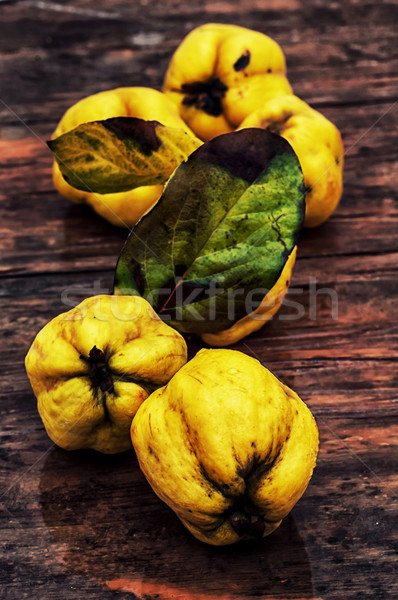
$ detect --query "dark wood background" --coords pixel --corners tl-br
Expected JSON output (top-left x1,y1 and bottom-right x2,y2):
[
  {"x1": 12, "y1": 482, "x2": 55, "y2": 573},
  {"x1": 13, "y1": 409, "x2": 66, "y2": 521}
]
[{"x1": 1, "y1": 1, "x2": 397, "y2": 598}]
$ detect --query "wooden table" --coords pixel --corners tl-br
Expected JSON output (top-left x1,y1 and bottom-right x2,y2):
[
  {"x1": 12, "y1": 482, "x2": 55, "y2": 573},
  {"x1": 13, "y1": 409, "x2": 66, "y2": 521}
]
[{"x1": 1, "y1": 1, "x2": 397, "y2": 598}]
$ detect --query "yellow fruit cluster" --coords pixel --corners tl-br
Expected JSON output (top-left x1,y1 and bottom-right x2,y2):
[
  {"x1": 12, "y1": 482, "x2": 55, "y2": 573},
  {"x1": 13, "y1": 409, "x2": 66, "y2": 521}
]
[
  {"x1": 53, "y1": 23, "x2": 343, "y2": 230},
  {"x1": 50, "y1": 24, "x2": 344, "y2": 346},
  {"x1": 163, "y1": 23, "x2": 343, "y2": 228},
  {"x1": 25, "y1": 295, "x2": 318, "y2": 546},
  {"x1": 27, "y1": 25, "x2": 329, "y2": 544}
]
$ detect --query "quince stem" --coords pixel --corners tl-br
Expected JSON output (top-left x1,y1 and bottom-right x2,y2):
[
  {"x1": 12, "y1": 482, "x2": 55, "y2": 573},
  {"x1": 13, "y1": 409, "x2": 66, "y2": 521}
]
[
  {"x1": 180, "y1": 78, "x2": 228, "y2": 116},
  {"x1": 81, "y1": 346, "x2": 114, "y2": 395}
]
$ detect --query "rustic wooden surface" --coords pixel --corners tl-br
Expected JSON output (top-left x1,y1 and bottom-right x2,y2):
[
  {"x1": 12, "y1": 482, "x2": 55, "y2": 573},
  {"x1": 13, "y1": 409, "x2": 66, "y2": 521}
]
[{"x1": 1, "y1": 1, "x2": 397, "y2": 598}]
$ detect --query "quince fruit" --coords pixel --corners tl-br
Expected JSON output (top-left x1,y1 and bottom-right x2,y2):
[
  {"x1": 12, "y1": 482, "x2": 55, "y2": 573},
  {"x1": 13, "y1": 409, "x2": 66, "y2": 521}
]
[
  {"x1": 239, "y1": 94, "x2": 344, "y2": 227},
  {"x1": 25, "y1": 295, "x2": 187, "y2": 454},
  {"x1": 163, "y1": 23, "x2": 292, "y2": 141},
  {"x1": 132, "y1": 348, "x2": 319, "y2": 545},
  {"x1": 201, "y1": 246, "x2": 297, "y2": 346},
  {"x1": 52, "y1": 87, "x2": 198, "y2": 227}
]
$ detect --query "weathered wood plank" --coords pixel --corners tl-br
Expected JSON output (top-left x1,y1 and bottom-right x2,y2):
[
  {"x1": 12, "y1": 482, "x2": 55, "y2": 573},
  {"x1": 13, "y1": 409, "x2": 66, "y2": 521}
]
[
  {"x1": 1, "y1": 413, "x2": 396, "y2": 600},
  {"x1": 1, "y1": 1, "x2": 397, "y2": 132}
]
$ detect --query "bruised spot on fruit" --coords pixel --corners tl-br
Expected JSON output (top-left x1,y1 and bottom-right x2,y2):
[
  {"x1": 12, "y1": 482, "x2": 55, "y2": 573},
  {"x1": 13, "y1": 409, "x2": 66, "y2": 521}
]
[
  {"x1": 147, "y1": 445, "x2": 160, "y2": 462},
  {"x1": 305, "y1": 184, "x2": 313, "y2": 196},
  {"x1": 233, "y1": 50, "x2": 251, "y2": 72},
  {"x1": 132, "y1": 380, "x2": 155, "y2": 396},
  {"x1": 284, "y1": 386, "x2": 296, "y2": 401},
  {"x1": 260, "y1": 118, "x2": 271, "y2": 130},
  {"x1": 102, "y1": 117, "x2": 162, "y2": 156},
  {"x1": 181, "y1": 78, "x2": 228, "y2": 117},
  {"x1": 148, "y1": 413, "x2": 153, "y2": 436},
  {"x1": 335, "y1": 156, "x2": 341, "y2": 165},
  {"x1": 237, "y1": 455, "x2": 256, "y2": 479},
  {"x1": 188, "y1": 374, "x2": 204, "y2": 385},
  {"x1": 199, "y1": 464, "x2": 233, "y2": 499},
  {"x1": 266, "y1": 112, "x2": 292, "y2": 136},
  {"x1": 266, "y1": 121, "x2": 283, "y2": 136}
]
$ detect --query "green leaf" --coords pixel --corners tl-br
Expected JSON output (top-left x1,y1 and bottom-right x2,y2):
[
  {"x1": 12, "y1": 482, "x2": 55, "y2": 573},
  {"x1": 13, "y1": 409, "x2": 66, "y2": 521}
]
[
  {"x1": 114, "y1": 128, "x2": 305, "y2": 334},
  {"x1": 48, "y1": 117, "x2": 201, "y2": 194}
]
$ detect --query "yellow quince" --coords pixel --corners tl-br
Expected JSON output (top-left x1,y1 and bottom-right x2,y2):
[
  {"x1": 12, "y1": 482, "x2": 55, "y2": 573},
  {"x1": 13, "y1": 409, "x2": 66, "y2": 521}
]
[
  {"x1": 132, "y1": 348, "x2": 319, "y2": 545},
  {"x1": 52, "y1": 87, "x2": 199, "y2": 227},
  {"x1": 25, "y1": 295, "x2": 187, "y2": 454},
  {"x1": 239, "y1": 94, "x2": 344, "y2": 227},
  {"x1": 163, "y1": 23, "x2": 292, "y2": 141}
]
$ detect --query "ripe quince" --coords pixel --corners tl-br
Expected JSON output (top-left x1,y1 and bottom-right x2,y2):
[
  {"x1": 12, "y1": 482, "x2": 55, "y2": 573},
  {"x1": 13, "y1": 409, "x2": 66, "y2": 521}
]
[
  {"x1": 52, "y1": 87, "x2": 198, "y2": 227},
  {"x1": 201, "y1": 246, "x2": 297, "y2": 346},
  {"x1": 163, "y1": 23, "x2": 292, "y2": 141},
  {"x1": 239, "y1": 95, "x2": 344, "y2": 227},
  {"x1": 25, "y1": 295, "x2": 187, "y2": 454},
  {"x1": 132, "y1": 348, "x2": 319, "y2": 545}
]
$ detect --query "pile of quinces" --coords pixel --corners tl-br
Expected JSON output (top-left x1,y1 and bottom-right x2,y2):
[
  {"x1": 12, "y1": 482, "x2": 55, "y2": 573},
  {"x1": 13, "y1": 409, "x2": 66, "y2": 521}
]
[
  {"x1": 52, "y1": 23, "x2": 343, "y2": 229},
  {"x1": 26, "y1": 295, "x2": 319, "y2": 546},
  {"x1": 25, "y1": 24, "x2": 340, "y2": 545}
]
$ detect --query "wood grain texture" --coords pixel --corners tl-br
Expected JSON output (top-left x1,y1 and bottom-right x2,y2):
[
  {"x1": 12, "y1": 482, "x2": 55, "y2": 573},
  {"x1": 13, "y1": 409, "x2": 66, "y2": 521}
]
[{"x1": 1, "y1": 1, "x2": 397, "y2": 599}]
